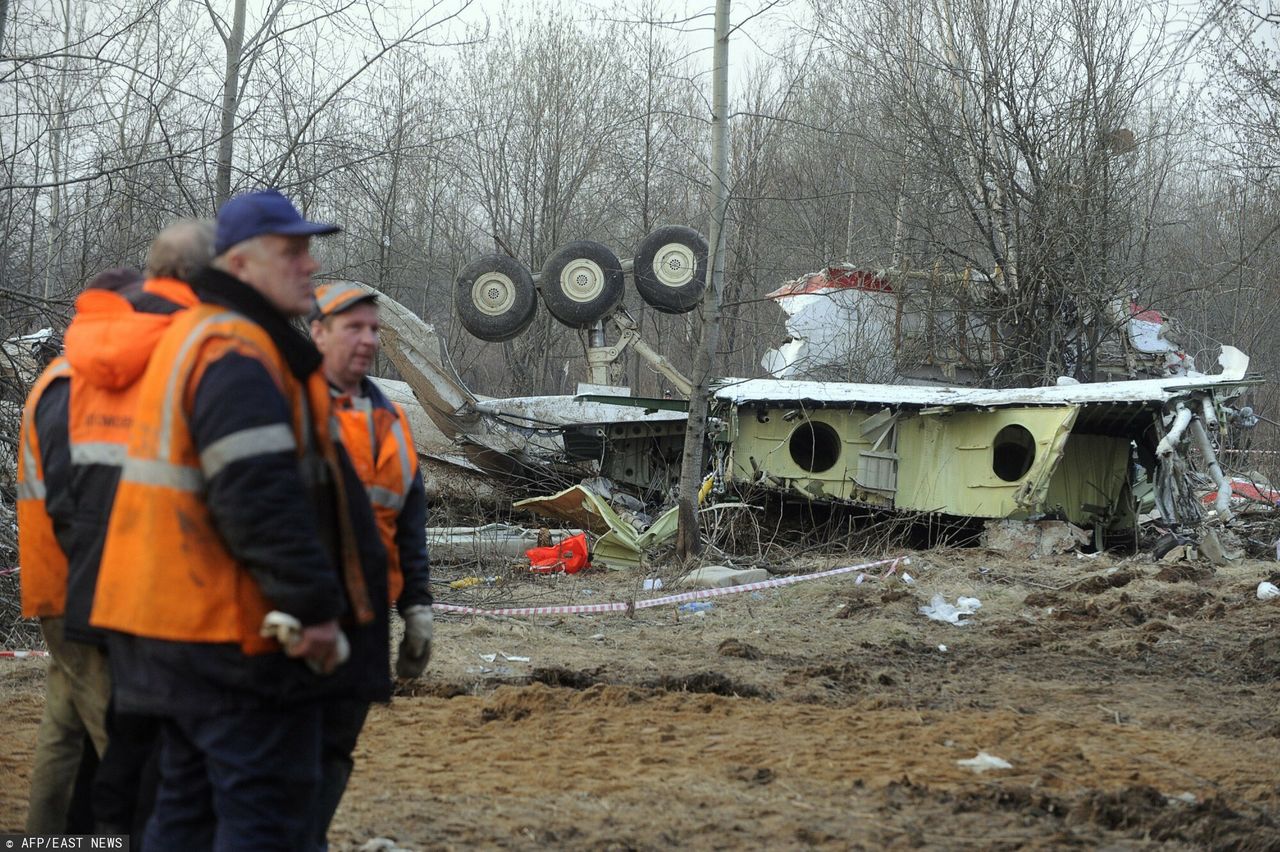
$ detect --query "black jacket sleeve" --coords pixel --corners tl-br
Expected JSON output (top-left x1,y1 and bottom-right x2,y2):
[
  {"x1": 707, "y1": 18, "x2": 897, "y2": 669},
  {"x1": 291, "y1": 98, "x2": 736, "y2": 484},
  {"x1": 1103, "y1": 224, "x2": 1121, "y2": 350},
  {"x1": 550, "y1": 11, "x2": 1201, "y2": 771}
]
[
  {"x1": 189, "y1": 351, "x2": 344, "y2": 625},
  {"x1": 34, "y1": 378, "x2": 73, "y2": 555},
  {"x1": 394, "y1": 468, "x2": 432, "y2": 610}
]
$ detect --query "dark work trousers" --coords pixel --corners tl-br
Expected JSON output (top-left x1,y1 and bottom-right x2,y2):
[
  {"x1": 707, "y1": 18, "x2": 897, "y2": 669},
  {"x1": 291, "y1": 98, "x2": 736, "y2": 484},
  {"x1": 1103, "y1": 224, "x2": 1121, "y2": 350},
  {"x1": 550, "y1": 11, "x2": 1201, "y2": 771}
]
[
  {"x1": 310, "y1": 699, "x2": 371, "y2": 851},
  {"x1": 143, "y1": 703, "x2": 323, "y2": 852},
  {"x1": 65, "y1": 735, "x2": 98, "y2": 833},
  {"x1": 93, "y1": 703, "x2": 160, "y2": 844}
]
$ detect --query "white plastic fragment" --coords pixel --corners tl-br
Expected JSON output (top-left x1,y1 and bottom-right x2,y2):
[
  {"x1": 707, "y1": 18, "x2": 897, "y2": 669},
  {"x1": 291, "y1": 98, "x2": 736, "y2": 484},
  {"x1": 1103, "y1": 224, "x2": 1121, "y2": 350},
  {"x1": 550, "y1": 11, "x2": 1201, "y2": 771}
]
[
  {"x1": 360, "y1": 837, "x2": 412, "y2": 852},
  {"x1": 643, "y1": 578, "x2": 664, "y2": 590},
  {"x1": 479, "y1": 653, "x2": 497, "y2": 663},
  {"x1": 956, "y1": 751, "x2": 1013, "y2": 773},
  {"x1": 902, "y1": 572, "x2": 916, "y2": 585},
  {"x1": 500, "y1": 653, "x2": 530, "y2": 662},
  {"x1": 1257, "y1": 581, "x2": 1280, "y2": 601},
  {"x1": 919, "y1": 594, "x2": 982, "y2": 626},
  {"x1": 937, "y1": 644, "x2": 948, "y2": 652}
]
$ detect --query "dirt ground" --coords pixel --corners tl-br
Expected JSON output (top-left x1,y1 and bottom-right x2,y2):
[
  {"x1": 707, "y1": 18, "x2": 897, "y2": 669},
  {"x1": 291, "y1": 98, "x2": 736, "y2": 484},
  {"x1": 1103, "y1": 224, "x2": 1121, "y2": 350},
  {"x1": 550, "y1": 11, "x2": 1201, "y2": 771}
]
[{"x1": 2, "y1": 547, "x2": 1279, "y2": 850}]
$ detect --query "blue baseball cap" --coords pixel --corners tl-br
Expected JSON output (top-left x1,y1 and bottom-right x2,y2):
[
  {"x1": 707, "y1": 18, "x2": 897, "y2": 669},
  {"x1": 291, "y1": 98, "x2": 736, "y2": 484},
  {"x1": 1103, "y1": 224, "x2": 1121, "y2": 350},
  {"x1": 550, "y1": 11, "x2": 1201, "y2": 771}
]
[{"x1": 214, "y1": 189, "x2": 340, "y2": 255}]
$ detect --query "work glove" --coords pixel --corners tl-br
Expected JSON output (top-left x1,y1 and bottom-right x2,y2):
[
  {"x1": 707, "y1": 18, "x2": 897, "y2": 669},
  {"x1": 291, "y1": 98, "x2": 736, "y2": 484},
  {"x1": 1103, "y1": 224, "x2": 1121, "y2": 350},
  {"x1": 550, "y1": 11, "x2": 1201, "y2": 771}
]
[
  {"x1": 396, "y1": 605, "x2": 434, "y2": 679},
  {"x1": 261, "y1": 612, "x2": 350, "y2": 675}
]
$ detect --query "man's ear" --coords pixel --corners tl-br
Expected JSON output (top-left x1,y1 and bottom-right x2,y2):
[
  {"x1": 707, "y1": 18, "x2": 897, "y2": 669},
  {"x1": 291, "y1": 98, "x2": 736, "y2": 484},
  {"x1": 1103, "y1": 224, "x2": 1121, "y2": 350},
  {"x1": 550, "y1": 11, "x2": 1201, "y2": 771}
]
[
  {"x1": 221, "y1": 246, "x2": 245, "y2": 278},
  {"x1": 310, "y1": 318, "x2": 325, "y2": 343}
]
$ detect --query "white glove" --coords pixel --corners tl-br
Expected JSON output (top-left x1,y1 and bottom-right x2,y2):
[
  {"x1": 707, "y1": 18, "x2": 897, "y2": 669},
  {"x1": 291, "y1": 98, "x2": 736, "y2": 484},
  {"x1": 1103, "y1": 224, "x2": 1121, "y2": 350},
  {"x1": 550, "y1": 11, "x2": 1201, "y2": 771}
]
[
  {"x1": 260, "y1": 611, "x2": 350, "y2": 675},
  {"x1": 396, "y1": 605, "x2": 434, "y2": 679}
]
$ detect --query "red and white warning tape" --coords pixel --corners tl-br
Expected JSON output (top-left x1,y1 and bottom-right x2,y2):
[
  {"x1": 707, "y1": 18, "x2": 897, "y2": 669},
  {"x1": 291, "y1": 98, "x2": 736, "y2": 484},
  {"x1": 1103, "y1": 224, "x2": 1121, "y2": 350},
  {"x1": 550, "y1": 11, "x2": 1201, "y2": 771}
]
[
  {"x1": 1, "y1": 557, "x2": 909, "y2": 655},
  {"x1": 430, "y1": 556, "x2": 907, "y2": 618}
]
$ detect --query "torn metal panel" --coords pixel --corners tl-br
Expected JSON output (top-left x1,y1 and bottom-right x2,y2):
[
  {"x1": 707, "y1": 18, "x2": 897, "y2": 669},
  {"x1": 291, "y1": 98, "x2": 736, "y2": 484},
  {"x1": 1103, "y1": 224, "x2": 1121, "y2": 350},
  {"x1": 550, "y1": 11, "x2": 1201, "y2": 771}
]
[
  {"x1": 893, "y1": 406, "x2": 1079, "y2": 518},
  {"x1": 371, "y1": 377, "x2": 452, "y2": 454},
  {"x1": 719, "y1": 345, "x2": 1251, "y2": 409},
  {"x1": 720, "y1": 401, "x2": 1085, "y2": 518},
  {"x1": 513, "y1": 485, "x2": 680, "y2": 569},
  {"x1": 513, "y1": 485, "x2": 625, "y2": 535},
  {"x1": 722, "y1": 407, "x2": 901, "y2": 507},
  {"x1": 475, "y1": 395, "x2": 687, "y2": 429}
]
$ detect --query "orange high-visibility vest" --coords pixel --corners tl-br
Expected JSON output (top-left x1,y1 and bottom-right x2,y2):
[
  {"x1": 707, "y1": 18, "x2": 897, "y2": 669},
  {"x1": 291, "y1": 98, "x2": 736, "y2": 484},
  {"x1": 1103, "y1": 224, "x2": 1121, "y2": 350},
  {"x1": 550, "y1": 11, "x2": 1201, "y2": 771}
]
[
  {"x1": 65, "y1": 288, "x2": 178, "y2": 460},
  {"x1": 61, "y1": 287, "x2": 189, "y2": 641},
  {"x1": 141, "y1": 276, "x2": 198, "y2": 308},
  {"x1": 332, "y1": 392, "x2": 418, "y2": 603},
  {"x1": 17, "y1": 358, "x2": 72, "y2": 618},
  {"x1": 91, "y1": 304, "x2": 371, "y2": 654}
]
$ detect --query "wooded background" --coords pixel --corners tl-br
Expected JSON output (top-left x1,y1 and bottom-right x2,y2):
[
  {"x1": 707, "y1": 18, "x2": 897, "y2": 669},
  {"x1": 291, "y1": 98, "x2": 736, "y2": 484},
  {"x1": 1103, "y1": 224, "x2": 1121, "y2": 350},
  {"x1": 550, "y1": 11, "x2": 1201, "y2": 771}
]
[{"x1": 1, "y1": 0, "x2": 1276, "y2": 402}]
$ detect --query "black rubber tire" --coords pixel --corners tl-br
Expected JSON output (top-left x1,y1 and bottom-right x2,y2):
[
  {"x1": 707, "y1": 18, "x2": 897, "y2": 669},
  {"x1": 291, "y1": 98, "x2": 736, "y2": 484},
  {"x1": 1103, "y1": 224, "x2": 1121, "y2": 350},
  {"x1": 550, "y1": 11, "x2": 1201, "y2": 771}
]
[
  {"x1": 455, "y1": 254, "x2": 538, "y2": 342},
  {"x1": 539, "y1": 241, "x2": 625, "y2": 328},
  {"x1": 632, "y1": 225, "x2": 708, "y2": 314}
]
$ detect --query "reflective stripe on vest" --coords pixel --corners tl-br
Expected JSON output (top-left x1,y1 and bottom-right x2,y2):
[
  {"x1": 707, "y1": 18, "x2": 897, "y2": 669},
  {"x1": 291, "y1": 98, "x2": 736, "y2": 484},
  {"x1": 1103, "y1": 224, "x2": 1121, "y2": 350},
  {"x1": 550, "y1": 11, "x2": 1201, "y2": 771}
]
[
  {"x1": 92, "y1": 304, "x2": 374, "y2": 652},
  {"x1": 199, "y1": 423, "x2": 297, "y2": 480},
  {"x1": 155, "y1": 310, "x2": 242, "y2": 461},
  {"x1": 334, "y1": 395, "x2": 419, "y2": 604},
  {"x1": 17, "y1": 358, "x2": 72, "y2": 618},
  {"x1": 69, "y1": 442, "x2": 127, "y2": 466},
  {"x1": 92, "y1": 308, "x2": 301, "y2": 652}
]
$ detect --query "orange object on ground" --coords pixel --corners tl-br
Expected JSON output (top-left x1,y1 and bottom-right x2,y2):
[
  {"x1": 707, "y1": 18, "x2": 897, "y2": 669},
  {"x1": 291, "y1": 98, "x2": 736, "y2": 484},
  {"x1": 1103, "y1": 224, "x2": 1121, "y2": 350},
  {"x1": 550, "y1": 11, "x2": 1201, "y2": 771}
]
[{"x1": 527, "y1": 533, "x2": 589, "y2": 575}]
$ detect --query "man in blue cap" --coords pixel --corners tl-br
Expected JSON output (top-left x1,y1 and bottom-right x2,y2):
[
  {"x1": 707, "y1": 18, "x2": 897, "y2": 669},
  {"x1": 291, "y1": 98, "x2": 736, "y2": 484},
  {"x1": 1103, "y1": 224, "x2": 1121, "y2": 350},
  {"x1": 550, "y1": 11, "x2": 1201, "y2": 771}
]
[{"x1": 91, "y1": 189, "x2": 393, "y2": 850}]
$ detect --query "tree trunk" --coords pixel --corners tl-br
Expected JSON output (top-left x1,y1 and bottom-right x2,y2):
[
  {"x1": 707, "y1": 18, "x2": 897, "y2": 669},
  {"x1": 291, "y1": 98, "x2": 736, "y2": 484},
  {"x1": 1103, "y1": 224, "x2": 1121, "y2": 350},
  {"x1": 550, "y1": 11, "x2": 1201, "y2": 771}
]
[
  {"x1": 215, "y1": 0, "x2": 246, "y2": 204},
  {"x1": 676, "y1": 0, "x2": 730, "y2": 559}
]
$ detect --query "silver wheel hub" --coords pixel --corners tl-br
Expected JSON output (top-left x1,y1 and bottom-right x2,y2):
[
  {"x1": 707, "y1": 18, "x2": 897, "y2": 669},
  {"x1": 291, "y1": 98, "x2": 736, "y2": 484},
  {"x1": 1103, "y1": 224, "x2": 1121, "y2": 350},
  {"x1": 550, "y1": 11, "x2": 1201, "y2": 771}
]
[
  {"x1": 559, "y1": 258, "x2": 606, "y2": 303},
  {"x1": 472, "y1": 272, "x2": 517, "y2": 316},
  {"x1": 653, "y1": 243, "x2": 697, "y2": 288}
]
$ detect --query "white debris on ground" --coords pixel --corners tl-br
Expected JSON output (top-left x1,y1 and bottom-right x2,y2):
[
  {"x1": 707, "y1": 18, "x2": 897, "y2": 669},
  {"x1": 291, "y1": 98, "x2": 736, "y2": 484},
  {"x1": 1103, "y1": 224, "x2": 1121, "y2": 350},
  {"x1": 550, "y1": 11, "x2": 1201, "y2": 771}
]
[
  {"x1": 681, "y1": 565, "x2": 771, "y2": 589},
  {"x1": 919, "y1": 594, "x2": 983, "y2": 626},
  {"x1": 956, "y1": 752, "x2": 1014, "y2": 773}
]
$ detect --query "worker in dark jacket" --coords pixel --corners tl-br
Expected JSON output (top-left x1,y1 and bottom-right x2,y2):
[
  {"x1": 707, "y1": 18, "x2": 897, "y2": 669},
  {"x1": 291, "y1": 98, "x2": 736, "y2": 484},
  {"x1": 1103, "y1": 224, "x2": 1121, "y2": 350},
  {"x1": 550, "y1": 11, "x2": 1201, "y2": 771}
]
[
  {"x1": 18, "y1": 338, "x2": 101, "y2": 835},
  {"x1": 79, "y1": 222, "x2": 208, "y2": 843},
  {"x1": 18, "y1": 264, "x2": 179, "y2": 834},
  {"x1": 90, "y1": 189, "x2": 390, "y2": 850},
  {"x1": 21, "y1": 221, "x2": 214, "y2": 837},
  {"x1": 307, "y1": 282, "x2": 433, "y2": 848}
]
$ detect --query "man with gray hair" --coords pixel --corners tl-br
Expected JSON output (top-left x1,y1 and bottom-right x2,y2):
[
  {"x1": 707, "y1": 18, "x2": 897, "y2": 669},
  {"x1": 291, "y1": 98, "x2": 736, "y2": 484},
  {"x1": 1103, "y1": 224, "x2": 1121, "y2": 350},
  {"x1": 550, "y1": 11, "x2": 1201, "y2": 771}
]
[
  {"x1": 133, "y1": 218, "x2": 213, "y2": 311},
  {"x1": 147, "y1": 219, "x2": 215, "y2": 277},
  {"x1": 89, "y1": 220, "x2": 214, "y2": 841}
]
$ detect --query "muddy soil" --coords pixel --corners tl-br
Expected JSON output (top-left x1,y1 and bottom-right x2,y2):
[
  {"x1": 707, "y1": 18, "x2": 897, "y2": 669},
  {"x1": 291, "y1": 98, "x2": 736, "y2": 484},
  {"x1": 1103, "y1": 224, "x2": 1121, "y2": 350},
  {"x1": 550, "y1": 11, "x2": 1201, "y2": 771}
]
[{"x1": 3, "y1": 548, "x2": 1279, "y2": 850}]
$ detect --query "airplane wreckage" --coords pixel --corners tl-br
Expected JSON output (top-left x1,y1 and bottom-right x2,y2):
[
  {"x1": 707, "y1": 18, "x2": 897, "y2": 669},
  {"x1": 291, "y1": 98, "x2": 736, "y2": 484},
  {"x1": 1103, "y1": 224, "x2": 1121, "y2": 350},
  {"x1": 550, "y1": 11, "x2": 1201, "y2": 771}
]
[
  {"x1": 361, "y1": 228, "x2": 1266, "y2": 565},
  {"x1": 2, "y1": 232, "x2": 1260, "y2": 566}
]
